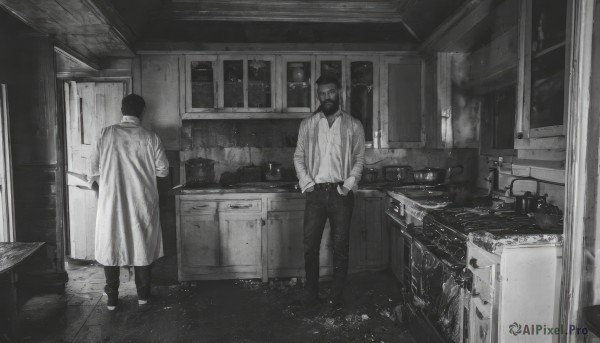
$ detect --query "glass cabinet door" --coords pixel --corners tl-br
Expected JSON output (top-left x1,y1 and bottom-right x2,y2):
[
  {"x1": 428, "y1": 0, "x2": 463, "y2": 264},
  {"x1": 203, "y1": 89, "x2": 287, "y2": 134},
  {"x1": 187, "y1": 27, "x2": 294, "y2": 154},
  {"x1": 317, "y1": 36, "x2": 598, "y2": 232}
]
[
  {"x1": 348, "y1": 56, "x2": 379, "y2": 145},
  {"x1": 316, "y1": 56, "x2": 346, "y2": 112},
  {"x1": 247, "y1": 56, "x2": 274, "y2": 110},
  {"x1": 186, "y1": 55, "x2": 217, "y2": 112},
  {"x1": 518, "y1": 0, "x2": 568, "y2": 139},
  {"x1": 221, "y1": 58, "x2": 245, "y2": 109},
  {"x1": 282, "y1": 56, "x2": 315, "y2": 113}
]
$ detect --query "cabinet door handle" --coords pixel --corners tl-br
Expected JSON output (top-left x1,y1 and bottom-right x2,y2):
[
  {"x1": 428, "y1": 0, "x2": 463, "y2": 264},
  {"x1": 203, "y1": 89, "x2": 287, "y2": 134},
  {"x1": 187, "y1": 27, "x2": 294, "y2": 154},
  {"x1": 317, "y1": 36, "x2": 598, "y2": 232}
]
[
  {"x1": 469, "y1": 258, "x2": 493, "y2": 270},
  {"x1": 192, "y1": 205, "x2": 209, "y2": 209},
  {"x1": 230, "y1": 204, "x2": 252, "y2": 209}
]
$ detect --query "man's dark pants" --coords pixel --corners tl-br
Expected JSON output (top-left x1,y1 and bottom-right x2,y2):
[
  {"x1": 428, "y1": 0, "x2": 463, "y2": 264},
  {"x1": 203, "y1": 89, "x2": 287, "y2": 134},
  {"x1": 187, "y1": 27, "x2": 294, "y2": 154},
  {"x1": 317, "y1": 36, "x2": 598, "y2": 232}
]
[
  {"x1": 103, "y1": 265, "x2": 152, "y2": 300},
  {"x1": 303, "y1": 185, "x2": 354, "y2": 302}
]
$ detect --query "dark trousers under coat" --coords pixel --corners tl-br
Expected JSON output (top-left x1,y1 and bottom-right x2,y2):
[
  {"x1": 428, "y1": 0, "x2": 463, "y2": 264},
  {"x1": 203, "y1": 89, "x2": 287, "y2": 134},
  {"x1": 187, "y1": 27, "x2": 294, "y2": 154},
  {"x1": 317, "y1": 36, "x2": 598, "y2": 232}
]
[
  {"x1": 303, "y1": 186, "x2": 354, "y2": 300},
  {"x1": 103, "y1": 265, "x2": 152, "y2": 300}
]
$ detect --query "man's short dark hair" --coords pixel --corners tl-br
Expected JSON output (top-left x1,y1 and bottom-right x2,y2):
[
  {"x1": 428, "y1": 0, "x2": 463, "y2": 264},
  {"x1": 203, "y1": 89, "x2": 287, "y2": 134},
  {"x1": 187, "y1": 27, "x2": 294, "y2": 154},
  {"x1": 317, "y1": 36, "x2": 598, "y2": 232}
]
[
  {"x1": 121, "y1": 94, "x2": 145, "y2": 117},
  {"x1": 316, "y1": 75, "x2": 341, "y2": 89}
]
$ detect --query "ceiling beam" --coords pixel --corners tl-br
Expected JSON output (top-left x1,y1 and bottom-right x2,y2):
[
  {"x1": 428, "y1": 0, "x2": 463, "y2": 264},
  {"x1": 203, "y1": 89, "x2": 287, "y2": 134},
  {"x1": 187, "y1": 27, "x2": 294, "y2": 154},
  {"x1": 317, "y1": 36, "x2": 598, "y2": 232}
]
[
  {"x1": 418, "y1": 0, "x2": 502, "y2": 53},
  {"x1": 157, "y1": 0, "x2": 405, "y2": 23}
]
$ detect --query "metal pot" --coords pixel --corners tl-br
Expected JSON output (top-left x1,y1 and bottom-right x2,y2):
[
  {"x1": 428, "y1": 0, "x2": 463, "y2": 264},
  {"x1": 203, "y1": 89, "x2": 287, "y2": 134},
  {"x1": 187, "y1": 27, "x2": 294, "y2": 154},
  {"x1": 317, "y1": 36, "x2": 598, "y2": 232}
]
[
  {"x1": 412, "y1": 168, "x2": 447, "y2": 185},
  {"x1": 363, "y1": 168, "x2": 378, "y2": 183},
  {"x1": 383, "y1": 165, "x2": 412, "y2": 182},
  {"x1": 185, "y1": 157, "x2": 215, "y2": 186},
  {"x1": 412, "y1": 165, "x2": 464, "y2": 185}
]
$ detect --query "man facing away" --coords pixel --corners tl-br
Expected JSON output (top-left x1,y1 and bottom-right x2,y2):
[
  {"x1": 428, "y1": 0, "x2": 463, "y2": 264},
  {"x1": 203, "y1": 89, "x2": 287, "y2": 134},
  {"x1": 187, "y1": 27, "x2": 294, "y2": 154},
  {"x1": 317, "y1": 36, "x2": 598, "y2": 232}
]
[
  {"x1": 293, "y1": 75, "x2": 366, "y2": 309},
  {"x1": 88, "y1": 94, "x2": 169, "y2": 311}
]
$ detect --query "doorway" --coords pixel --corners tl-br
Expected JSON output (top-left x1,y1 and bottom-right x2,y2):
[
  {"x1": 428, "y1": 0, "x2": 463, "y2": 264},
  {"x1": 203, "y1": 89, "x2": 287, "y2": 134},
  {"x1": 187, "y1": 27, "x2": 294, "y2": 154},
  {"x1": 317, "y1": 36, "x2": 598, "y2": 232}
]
[
  {"x1": 63, "y1": 81, "x2": 126, "y2": 260},
  {"x1": 0, "y1": 84, "x2": 15, "y2": 243}
]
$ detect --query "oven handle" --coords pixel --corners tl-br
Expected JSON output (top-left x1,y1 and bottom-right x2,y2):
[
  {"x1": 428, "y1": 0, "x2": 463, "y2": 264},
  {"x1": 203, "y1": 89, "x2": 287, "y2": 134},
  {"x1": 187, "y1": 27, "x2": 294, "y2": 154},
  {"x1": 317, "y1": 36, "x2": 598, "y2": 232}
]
[{"x1": 469, "y1": 258, "x2": 494, "y2": 270}]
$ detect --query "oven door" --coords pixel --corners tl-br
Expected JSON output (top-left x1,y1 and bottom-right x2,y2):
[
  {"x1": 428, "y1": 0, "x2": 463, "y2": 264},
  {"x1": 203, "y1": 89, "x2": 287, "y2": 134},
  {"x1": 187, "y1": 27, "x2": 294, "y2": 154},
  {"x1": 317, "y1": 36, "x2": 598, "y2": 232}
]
[
  {"x1": 386, "y1": 210, "x2": 413, "y2": 288},
  {"x1": 470, "y1": 296, "x2": 493, "y2": 343}
]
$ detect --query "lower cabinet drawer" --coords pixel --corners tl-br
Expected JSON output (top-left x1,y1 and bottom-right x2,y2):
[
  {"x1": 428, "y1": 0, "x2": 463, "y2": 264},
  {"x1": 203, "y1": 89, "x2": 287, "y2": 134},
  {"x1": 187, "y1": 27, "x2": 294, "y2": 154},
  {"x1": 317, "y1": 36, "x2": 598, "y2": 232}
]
[
  {"x1": 218, "y1": 200, "x2": 261, "y2": 212},
  {"x1": 269, "y1": 198, "x2": 305, "y2": 212},
  {"x1": 180, "y1": 201, "x2": 217, "y2": 215}
]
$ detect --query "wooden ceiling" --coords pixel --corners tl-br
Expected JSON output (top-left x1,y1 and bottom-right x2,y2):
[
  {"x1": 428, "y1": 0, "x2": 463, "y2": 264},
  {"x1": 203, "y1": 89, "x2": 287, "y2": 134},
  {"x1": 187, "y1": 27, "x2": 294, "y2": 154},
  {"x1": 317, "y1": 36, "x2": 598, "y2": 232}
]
[{"x1": 0, "y1": 0, "x2": 470, "y2": 62}]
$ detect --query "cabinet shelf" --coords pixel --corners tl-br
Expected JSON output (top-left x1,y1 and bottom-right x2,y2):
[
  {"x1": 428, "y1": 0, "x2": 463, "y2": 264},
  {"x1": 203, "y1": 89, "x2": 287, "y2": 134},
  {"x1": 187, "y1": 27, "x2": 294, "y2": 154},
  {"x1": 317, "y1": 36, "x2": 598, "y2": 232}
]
[{"x1": 533, "y1": 41, "x2": 566, "y2": 60}]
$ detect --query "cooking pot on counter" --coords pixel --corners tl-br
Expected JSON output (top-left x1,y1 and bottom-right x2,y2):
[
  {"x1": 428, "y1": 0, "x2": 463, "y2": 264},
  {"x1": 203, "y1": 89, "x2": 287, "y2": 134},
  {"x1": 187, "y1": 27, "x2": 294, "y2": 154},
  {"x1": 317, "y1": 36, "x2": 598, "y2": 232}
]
[
  {"x1": 363, "y1": 168, "x2": 379, "y2": 183},
  {"x1": 383, "y1": 165, "x2": 412, "y2": 182},
  {"x1": 412, "y1": 165, "x2": 464, "y2": 185},
  {"x1": 185, "y1": 157, "x2": 215, "y2": 186}
]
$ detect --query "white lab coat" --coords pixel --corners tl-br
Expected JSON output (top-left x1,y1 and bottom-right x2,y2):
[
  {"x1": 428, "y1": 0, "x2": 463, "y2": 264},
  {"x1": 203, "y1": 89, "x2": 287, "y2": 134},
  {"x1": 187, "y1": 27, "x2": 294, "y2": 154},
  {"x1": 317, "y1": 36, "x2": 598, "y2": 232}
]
[{"x1": 89, "y1": 116, "x2": 169, "y2": 266}]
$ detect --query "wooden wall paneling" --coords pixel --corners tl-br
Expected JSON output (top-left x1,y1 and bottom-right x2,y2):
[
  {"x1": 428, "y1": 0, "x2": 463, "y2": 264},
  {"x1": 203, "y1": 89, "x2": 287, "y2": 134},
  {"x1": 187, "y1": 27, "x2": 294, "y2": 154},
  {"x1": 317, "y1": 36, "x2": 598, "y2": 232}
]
[
  {"x1": 141, "y1": 55, "x2": 181, "y2": 150},
  {"x1": 132, "y1": 56, "x2": 142, "y2": 94}
]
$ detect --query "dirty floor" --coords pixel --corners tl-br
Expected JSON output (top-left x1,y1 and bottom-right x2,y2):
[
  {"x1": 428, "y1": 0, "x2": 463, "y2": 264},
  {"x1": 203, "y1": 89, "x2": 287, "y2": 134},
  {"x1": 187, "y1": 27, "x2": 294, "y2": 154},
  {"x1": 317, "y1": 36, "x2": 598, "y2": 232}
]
[{"x1": 12, "y1": 260, "x2": 415, "y2": 343}]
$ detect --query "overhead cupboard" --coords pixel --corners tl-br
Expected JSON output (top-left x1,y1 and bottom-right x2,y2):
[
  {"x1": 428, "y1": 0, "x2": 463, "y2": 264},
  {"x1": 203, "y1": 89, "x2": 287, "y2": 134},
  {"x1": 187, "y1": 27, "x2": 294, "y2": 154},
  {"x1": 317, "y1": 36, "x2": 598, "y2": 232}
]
[{"x1": 180, "y1": 52, "x2": 425, "y2": 148}]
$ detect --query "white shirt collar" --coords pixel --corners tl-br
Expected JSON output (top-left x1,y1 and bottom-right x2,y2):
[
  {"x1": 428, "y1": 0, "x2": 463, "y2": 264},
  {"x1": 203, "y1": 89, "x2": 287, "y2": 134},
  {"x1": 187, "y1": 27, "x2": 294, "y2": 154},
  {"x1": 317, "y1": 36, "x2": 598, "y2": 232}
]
[
  {"x1": 121, "y1": 115, "x2": 140, "y2": 124},
  {"x1": 318, "y1": 109, "x2": 343, "y2": 120}
]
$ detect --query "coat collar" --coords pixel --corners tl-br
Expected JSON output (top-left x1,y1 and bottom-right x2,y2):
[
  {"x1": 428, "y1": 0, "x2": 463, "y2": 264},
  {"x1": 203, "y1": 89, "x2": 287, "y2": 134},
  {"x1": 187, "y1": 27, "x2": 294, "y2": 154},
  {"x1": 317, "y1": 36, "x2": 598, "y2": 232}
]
[{"x1": 121, "y1": 115, "x2": 140, "y2": 125}]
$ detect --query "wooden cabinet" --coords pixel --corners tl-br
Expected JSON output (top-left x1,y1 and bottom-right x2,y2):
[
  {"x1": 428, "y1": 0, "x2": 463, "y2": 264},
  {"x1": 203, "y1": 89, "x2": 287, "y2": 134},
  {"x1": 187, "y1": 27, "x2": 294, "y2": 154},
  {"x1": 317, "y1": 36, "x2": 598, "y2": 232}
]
[
  {"x1": 176, "y1": 195, "x2": 262, "y2": 281},
  {"x1": 516, "y1": 0, "x2": 570, "y2": 144},
  {"x1": 266, "y1": 195, "x2": 333, "y2": 278},
  {"x1": 349, "y1": 191, "x2": 389, "y2": 273},
  {"x1": 380, "y1": 55, "x2": 424, "y2": 148},
  {"x1": 176, "y1": 191, "x2": 387, "y2": 281}
]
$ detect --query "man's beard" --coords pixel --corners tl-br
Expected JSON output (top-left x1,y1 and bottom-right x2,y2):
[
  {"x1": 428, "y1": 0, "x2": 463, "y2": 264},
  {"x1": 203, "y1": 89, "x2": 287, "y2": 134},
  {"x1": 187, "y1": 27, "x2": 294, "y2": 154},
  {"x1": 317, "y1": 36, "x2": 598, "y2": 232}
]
[{"x1": 321, "y1": 100, "x2": 339, "y2": 115}]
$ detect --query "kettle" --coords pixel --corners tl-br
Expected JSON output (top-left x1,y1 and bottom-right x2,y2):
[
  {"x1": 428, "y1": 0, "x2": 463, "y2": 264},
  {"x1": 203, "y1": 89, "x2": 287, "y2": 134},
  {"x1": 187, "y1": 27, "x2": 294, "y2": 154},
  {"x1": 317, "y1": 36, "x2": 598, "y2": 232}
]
[{"x1": 263, "y1": 162, "x2": 282, "y2": 181}]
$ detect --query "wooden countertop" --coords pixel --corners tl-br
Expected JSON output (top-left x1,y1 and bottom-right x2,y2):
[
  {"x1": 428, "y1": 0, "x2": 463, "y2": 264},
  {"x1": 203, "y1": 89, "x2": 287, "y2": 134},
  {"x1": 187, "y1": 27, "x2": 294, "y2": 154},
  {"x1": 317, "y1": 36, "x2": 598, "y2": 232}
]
[
  {"x1": 170, "y1": 182, "x2": 392, "y2": 195},
  {"x1": 0, "y1": 242, "x2": 45, "y2": 275}
]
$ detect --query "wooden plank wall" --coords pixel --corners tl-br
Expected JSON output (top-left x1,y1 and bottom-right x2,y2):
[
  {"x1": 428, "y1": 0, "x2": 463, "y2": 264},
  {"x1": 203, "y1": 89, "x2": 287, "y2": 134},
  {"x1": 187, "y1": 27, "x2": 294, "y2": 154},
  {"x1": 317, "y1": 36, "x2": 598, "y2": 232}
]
[{"x1": 6, "y1": 34, "x2": 67, "y2": 288}]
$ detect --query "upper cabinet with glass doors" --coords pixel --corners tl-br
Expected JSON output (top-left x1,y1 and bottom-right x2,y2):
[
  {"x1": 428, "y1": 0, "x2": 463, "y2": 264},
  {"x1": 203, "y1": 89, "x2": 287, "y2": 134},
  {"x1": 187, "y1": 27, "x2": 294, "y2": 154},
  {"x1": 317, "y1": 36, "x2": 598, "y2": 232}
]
[
  {"x1": 517, "y1": 0, "x2": 569, "y2": 140},
  {"x1": 282, "y1": 55, "x2": 315, "y2": 113},
  {"x1": 186, "y1": 55, "x2": 276, "y2": 114}
]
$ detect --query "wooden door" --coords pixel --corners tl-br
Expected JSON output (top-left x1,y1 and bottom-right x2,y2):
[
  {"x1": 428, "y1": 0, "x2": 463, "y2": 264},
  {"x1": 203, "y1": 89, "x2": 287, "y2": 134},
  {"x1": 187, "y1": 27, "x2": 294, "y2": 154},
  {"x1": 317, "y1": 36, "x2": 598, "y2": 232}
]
[
  {"x1": 218, "y1": 212, "x2": 262, "y2": 277},
  {"x1": 0, "y1": 84, "x2": 15, "y2": 242},
  {"x1": 65, "y1": 81, "x2": 125, "y2": 260}
]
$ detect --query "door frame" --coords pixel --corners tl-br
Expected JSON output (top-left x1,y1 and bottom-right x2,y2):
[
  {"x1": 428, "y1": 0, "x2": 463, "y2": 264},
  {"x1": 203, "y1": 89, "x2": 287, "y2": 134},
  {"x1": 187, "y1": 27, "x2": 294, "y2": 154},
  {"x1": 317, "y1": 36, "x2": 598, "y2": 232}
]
[
  {"x1": 0, "y1": 84, "x2": 15, "y2": 242},
  {"x1": 560, "y1": 0, "x2": 599, "y2": 341},
  {"x1": 59, "y1": 78, "x2": 131, "y2": 257}
]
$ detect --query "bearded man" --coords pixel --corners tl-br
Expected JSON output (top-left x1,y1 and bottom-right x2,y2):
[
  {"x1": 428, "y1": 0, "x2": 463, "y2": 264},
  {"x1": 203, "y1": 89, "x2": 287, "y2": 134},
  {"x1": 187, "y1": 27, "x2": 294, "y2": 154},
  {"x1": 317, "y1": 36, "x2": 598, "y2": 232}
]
[{"x1": 293, "y1": 75, "x2": 366, "y2": 309}]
